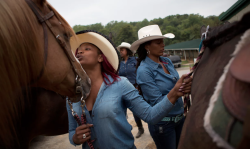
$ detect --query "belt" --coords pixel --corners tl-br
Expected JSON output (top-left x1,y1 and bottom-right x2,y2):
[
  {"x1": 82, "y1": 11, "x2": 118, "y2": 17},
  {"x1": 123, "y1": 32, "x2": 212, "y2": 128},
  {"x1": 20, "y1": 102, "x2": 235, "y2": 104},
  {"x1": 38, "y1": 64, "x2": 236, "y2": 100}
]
[{"x1": 161, "y1": 114, "x2": 184, "y2": 123}]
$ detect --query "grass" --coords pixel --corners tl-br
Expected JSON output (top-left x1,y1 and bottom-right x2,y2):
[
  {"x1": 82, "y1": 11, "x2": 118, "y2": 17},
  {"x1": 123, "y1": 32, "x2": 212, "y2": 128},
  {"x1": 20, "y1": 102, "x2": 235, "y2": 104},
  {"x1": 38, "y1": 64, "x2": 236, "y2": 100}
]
[
  {"x1": 181, "y1": 60, "x2": 189, "y2": 64},
  {"x1": 181, "y1": 64, "x2": 194, "y2": 68}
]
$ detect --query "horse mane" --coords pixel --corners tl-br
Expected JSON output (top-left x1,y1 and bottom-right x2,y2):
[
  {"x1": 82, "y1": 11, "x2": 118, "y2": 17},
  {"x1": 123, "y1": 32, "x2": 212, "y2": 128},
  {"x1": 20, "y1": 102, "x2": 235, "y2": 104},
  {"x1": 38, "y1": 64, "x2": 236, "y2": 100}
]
[
  {"x1": 203, "y1": 12, "x2": 250, "y2": 49},
  {"x1": 0, "y1": 0, "x2": 75, "y2": 148}
]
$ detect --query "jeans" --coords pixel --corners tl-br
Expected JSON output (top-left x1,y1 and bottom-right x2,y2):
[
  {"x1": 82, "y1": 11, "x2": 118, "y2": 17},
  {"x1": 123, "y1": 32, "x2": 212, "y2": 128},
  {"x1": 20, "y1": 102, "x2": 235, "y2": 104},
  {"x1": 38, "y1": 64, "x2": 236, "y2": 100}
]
[
  {"x1": 148, "y1": 117, "x2": 185, "y2": 149},
  {"x1": 133, "y1": 113, "x2": 143, "y2": 128}
]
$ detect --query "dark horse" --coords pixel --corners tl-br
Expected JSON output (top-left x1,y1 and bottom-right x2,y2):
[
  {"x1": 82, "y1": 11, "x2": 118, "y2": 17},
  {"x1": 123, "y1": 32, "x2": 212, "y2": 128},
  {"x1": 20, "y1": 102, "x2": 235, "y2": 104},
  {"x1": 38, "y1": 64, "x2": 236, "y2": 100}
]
[
  {"x1": 16, "y1": 88, "x2": 69, "y2": 148},
  {"x1": 179, "y1": 12, "x2": 250, "y2": 149}
]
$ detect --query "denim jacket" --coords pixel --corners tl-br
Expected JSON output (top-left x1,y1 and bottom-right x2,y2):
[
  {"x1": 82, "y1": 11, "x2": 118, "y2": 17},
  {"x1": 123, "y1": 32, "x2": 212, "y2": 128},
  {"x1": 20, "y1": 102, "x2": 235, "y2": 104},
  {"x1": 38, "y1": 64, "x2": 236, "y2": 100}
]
[
  {"x1": 136, "y1": 56, "x2": 184, "y2": 117},
  {"x1": 67, "y1": 75, "x2": 174, "y2": 149},
  {"x1": 118, "y1": 57, "x2": 137, "y2": 85}
]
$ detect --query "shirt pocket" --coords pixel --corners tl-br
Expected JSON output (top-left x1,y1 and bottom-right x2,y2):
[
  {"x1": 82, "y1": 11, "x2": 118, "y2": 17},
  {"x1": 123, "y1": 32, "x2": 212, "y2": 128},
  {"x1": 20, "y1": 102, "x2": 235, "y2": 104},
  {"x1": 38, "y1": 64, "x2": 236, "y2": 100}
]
[
  {"x1": 127, "y1": 63, "x2": 136, "y2": 73},
  {"x1": 128, "y1": 63, "x2": 136, "y2": 67},
  {"x1": 96, "y1": 96, "x2": 119, "y2": 119}
]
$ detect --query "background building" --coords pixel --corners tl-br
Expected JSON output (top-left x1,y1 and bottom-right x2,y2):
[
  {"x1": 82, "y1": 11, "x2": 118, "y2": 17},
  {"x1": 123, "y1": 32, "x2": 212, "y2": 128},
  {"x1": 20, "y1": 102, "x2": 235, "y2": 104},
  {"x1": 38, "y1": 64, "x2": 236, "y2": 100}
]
[
  {"x1": 219, "y1": 0, "x2": 250, "y2": 22},
  {"x1": 164, "y1": 39, "x2": 200, "y2": 61}
]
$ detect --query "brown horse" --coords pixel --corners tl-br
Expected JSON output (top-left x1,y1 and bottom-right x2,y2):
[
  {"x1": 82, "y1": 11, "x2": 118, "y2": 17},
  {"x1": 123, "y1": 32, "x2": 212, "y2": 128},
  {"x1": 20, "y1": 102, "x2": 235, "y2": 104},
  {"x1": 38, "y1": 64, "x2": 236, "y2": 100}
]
[
  {"x1": 179, "y1": 12, "x2": 250, "y2": 149},
  {"x1": 0, "y1": 0, "x2": 91, "y2": 148}
]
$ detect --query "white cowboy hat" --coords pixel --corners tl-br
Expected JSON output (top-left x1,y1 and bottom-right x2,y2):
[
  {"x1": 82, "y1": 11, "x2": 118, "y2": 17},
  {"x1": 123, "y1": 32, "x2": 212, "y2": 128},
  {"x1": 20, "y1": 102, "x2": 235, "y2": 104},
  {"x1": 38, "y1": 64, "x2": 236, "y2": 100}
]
[
  {"x1": 130, "y1": 25, "x2": 175, "y2": 52},
  {"x1": 70, "y1": 30, "x2": 119, "y2": 71},
  {"x1": 117, "y1": 42, "x2": 133, "y2": 53}
]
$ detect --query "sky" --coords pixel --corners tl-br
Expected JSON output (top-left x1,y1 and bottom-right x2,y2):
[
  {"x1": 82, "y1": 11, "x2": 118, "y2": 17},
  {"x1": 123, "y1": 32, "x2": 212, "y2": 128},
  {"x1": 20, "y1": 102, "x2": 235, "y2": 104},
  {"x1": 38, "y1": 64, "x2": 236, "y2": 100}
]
[{"x1": 48, "y1": 0, "x2": 238, "y2": 27}]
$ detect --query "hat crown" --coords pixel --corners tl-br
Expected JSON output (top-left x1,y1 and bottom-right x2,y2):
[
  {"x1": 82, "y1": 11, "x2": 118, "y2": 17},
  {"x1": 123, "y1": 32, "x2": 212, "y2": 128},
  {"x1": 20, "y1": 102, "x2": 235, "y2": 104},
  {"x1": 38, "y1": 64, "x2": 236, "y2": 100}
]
[
  {"x1": 120, "y1": 42, "x2": 131, "y2": 47},
  {"x1": 138, "y1": 25, "x2": 162, "y2": 39}
]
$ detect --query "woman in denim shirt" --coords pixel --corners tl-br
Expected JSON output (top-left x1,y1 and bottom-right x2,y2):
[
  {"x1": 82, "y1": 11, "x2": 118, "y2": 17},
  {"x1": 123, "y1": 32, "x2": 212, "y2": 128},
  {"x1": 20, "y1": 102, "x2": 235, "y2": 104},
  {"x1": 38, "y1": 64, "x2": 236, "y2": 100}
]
[
  {"x1": 131, "y1": 25, "x2": 192, "y2": 149},
  {"x1": 67, "y1": 30, "x2": 192, "y2": 149},
  {"x1": 117, "y1": 42, "x2": 144, "y2": 138}
]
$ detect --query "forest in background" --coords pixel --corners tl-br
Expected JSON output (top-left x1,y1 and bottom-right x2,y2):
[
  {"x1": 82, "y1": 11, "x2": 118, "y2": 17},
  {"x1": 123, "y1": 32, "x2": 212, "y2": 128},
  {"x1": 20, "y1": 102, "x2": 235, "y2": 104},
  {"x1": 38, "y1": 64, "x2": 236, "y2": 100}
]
[{"x1": 72, "y1": 14, "x2": 222, "y2": 46}]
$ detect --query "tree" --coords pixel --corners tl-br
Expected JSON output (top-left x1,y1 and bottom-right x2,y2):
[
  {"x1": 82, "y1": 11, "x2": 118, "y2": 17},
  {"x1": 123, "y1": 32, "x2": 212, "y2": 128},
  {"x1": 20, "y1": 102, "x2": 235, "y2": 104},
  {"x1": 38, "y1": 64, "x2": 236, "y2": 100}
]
[
  {"x1": 72, "y1": 14, "x2": 222, "y2": 47},
  {"x1": 115, "y1": 24, "x2": 136, "y2": 46},
  {"x1": 99, "y1": 29, "x2": 109, "y2": 36}
]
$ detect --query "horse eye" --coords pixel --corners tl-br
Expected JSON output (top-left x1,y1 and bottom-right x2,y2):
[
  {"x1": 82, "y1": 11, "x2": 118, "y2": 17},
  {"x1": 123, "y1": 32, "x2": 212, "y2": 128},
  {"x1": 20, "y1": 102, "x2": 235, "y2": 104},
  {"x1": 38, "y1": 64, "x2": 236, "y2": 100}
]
[{"x1": 63, "y1": 33, "x2": 69, "y2": 41}]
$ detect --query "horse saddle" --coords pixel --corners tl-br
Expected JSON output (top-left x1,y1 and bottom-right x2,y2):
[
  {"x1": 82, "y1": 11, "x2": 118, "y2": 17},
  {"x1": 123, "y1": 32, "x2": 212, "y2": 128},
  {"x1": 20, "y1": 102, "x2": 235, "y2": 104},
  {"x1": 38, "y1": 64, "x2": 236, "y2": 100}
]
[
  {"x1": 221, "y1": 42, "x2": 250, "y2": 149},
  {"x1": 223, "y1": 42, "x2": 250, "y2": 122},
  {"x1": 206, "y1": 41, "x2": 250, "y2": 149}
]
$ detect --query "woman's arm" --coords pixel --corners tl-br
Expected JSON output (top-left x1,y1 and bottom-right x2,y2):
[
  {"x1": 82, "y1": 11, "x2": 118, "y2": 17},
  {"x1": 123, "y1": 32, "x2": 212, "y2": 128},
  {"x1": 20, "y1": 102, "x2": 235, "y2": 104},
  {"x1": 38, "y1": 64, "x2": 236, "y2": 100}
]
[
  {"x1": 122, "y1": 78, "x2": 174, "y2": 125},
  {"x1": 122, "y1": 75, "x2": 192, "y2": 124},
  {"x1": 66, "y1": 103, "x2": 93, "y2": 146},
  {"x1": 136, "y1": 67, "x2": 170, "y2": 105},
  {"x1": 136, "y1": 66, "x2": 191, "y2": 105}
]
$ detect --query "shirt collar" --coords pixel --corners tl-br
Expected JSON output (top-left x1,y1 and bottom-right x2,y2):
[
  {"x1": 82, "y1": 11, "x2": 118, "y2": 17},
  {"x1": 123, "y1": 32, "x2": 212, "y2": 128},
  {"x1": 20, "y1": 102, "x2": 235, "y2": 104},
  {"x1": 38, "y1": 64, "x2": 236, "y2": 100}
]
[
  {"x1": 143, "y1": 56, "x2": 159, "y2": 69},
  {"x1": 143, "y1": 56, "x2": 169, "y2": 70},
  {"x1": 122, "y1": 56, "x2": 132, "y2": 63}
]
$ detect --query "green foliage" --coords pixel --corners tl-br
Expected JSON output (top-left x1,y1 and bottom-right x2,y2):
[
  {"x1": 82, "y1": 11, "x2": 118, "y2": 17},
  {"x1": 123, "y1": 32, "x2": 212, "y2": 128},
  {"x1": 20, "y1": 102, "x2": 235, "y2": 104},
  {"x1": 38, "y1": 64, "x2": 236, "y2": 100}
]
[
  {"x1": 115, "y1": 24, "x2": 136, "y2": 46},
  {"x1": 72, "y1": 14, "x2": 222, "y2": 46}
]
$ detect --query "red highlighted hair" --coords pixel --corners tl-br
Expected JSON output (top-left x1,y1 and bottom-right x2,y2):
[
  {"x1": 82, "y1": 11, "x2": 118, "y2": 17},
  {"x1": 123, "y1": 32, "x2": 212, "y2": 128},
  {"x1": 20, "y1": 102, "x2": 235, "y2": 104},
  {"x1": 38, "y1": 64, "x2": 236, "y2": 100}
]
[{"x1": 75, "y1": 48, "x2": 120, "y2": 85}]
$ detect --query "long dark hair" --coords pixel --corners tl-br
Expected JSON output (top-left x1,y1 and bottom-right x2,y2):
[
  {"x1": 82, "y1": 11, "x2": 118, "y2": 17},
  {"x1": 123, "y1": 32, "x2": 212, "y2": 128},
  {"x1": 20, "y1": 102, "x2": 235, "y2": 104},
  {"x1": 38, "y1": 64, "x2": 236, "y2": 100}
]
[
  {"x1": 135, "y1": 41, "x2": 151, "y2": 97},
  {"x1": 136, "y1": 41, "x2": 151, "y2": 69},
  {"x1": 126, "y1": 48, "x2": 134, "y2": 57}
]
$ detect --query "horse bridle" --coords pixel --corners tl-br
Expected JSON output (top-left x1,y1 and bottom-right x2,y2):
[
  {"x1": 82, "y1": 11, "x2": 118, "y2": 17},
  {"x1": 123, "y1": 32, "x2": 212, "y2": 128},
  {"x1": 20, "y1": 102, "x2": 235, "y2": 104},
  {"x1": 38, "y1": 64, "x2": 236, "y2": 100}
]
[{"x1": 25, "y1": 0, "x2": 90, "y2": 102}]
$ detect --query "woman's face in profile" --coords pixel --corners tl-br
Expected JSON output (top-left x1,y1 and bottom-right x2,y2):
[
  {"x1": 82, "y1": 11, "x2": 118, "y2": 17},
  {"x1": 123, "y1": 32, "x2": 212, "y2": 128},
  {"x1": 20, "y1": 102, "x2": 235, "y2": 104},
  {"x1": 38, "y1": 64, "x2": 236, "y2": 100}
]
[
  {"x1": 76, "y1": 43, "x2": 103, "y2": 68},
  {"x1": 146, "y1": 39, "x2": 165, "y2": 57},
  {"x1": 120, "y1": 48, "x2": 128, "y2": 58}
]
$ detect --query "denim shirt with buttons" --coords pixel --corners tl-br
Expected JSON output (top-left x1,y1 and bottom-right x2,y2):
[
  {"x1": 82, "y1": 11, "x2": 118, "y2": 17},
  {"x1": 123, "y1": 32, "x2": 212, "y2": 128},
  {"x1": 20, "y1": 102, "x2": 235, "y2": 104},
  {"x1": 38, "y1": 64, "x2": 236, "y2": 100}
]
[
  {"x1": 118, "y1": 57, "x2": 137, "y2": 85},
  {"x1": 136, "y1": 56, "x2": 184, "y2": 117},
  {"x1": 66, "y1": 75, "x2": 175, "y2": 149}
]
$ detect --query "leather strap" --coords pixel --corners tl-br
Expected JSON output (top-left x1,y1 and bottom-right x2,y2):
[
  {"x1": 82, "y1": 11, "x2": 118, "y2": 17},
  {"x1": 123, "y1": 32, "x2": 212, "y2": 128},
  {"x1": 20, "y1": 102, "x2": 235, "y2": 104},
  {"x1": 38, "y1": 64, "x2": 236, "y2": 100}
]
[
  {"x1": 25, "y1": 0, "x2": 52, "y2": 84},
  {"x1": 25, "y1": 0, "x2": 91, "y2": 100}
]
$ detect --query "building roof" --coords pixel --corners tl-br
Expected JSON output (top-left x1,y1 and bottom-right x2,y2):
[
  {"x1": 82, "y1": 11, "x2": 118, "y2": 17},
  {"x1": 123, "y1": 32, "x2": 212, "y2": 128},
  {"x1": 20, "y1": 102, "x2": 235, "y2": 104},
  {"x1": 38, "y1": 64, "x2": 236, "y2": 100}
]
[
  {"x1": 164, "y1": 39, "x2": 201, "y2": 50},
  {"x1": 219, "y1": 0, "x2": 250, "y2": 21}
]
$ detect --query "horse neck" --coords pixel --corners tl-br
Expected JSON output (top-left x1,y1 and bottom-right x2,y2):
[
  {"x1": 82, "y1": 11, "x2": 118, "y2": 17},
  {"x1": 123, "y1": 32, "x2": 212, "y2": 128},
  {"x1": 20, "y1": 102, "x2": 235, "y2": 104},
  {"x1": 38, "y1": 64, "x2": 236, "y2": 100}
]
[{"x1": 0, "y1": 0, "x2": 42, "y2": 147}]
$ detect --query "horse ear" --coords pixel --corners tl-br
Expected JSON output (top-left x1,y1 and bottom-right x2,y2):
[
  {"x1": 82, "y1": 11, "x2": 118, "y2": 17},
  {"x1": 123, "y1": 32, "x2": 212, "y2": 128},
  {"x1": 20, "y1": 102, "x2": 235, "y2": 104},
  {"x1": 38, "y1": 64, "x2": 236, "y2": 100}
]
[{"x1": 200, "y1": 25, "x2": 206, "y2": 38}]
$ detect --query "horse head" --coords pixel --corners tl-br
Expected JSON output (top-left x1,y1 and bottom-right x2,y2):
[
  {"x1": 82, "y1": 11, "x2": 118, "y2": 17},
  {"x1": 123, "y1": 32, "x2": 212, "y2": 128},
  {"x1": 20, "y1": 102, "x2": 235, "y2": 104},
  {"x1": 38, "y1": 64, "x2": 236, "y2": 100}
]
[{"x1": 0, "y1": 0, "x2": 91, "y2": 148}]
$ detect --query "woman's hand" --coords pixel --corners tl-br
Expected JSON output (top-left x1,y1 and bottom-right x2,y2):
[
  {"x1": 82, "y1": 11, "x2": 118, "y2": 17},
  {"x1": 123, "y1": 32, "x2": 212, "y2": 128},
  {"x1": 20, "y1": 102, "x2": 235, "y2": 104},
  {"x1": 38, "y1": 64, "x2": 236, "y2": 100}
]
[
  {"x1": 167, "y1": 74, "x2": 193, "y2": 104},
  {"x1": 73, "y1": 124, "x2": 93, "y2": 145},
  {"x1": 179, "y1": 74, "x2": 193, "y2": 94}
]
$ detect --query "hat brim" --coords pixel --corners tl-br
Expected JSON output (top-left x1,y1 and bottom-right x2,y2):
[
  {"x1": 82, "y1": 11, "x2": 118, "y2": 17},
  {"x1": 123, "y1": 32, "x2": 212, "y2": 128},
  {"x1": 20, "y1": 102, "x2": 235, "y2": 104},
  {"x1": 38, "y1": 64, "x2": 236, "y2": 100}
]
[
  {"x1": 70, "y1": 32, "x2": 119, "y2": 71},
  {"x1": 117, "y1": 45, "x2": 134, "y2": 53},
  {"x1": 130, "y1": 35, "x2": 171, "y2": 53}
]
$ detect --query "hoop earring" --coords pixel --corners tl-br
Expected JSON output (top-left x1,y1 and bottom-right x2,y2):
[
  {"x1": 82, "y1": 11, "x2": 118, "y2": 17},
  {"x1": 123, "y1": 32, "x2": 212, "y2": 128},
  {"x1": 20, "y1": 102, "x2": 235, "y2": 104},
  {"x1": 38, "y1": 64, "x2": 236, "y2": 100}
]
[{"x1": 147, "y1": 50, "x2": 150, "y2": 54}]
